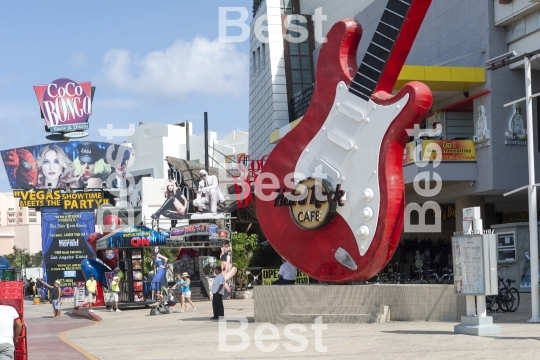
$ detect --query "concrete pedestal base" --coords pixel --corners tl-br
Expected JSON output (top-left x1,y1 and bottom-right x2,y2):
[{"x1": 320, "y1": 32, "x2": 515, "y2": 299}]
[{"x1": 454, "y1": 316, "x2": 501, "y2": 336}]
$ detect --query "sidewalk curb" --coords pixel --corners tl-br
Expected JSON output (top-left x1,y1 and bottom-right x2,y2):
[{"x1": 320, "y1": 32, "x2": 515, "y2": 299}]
[{"x1": 71, "y1": 308, "x2": 102, "y2": 322}]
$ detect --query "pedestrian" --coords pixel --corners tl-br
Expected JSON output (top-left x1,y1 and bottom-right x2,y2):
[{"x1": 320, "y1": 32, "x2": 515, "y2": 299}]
[
  {"x1": 271, "y1": 259, "x2": 297, "y2": 285},
  {"x1": 0, "y1": 304, "x2": 23, "y2": 359},
  {"x1": 28, "y1": 278, "x2": 35, "y2": 298},
  {"x1": 210, "y1": 266, "x2": 225, "y2": 320},
  {"x1": 43, "y1": 280, "x2": 62, "y2": 318},
  {"x1": 36, "y1": 278, "x2": 43, "y2": 298},
  {"x1": 23, "y1": 278, "x2": 28, "y2": 297},
  {"x1": 176, "y1": 273, "x2": 196, "y2": 312},
  {"x1": 86, "y1": 274, "x2": 97, "y2": 313},
  {"x1": 110, "y1": 276, "x2": 121, "y2": 312}
]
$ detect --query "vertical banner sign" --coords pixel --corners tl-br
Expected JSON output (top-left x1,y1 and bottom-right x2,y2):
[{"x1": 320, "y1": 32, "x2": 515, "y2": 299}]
[
  {"x1": 452, "y1": 235, "x2": 485, "y2": 295},
  {"x1": 41, "y1": 208, "x2": 95, "y2": 297}
]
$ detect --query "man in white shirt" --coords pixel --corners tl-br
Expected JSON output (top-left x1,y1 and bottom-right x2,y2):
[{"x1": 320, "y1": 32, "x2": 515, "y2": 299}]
[
  {"x1": 0, "y1": 305, "x2": 23, "y2": 359},
  {"x1": 211, "y1": 266, "x2": 225, "y2": 320},
  {"x1": 272, "y1": 259, "x2": 297, "y2": 285}
]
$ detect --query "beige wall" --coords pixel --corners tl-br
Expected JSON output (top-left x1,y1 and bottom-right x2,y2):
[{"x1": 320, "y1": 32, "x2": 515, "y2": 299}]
[
  {"x1": 300, "y1": 0, "x2": 375, "y2": 49},
  {"x1": 0, "y1": 224, "x2": 42, "y2": 256},
  {"x1": 0, "y1": 192, "x2": 40, "y2": 227}
]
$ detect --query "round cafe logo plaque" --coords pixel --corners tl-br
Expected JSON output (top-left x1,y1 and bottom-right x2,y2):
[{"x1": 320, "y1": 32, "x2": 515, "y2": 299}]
[{"x1": 288, "y1": 178, "x2": 338, "y2": 230}]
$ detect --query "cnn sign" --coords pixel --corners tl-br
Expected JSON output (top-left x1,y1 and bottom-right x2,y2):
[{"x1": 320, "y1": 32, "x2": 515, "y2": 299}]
[{"x1": 34, "y1": 78, "x2": 93, "y2": 132}]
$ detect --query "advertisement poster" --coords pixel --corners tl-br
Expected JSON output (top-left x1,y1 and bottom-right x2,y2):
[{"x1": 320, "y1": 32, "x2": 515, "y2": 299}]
[
  {"x1": 452, "y1": 235, "x2": 485, "y2": 295},
  {"x1": 170, "y1": 223, "x2": 227, "y2": 239},
  {"x1": 261, "y1": 269, "x2": 309, "y2": 285},
  {"x1": 1, "y1": 141, "x2": 133, "y2": 191},
  {"x1": 41, "y1": 208, "x2": 96, "y2": 296},
  {"x1": 95, "y1": 226, "x2": 168, "y2": 250},
  {"x1": 418, "y1": 140, "x2": 476, "y2": 162}
]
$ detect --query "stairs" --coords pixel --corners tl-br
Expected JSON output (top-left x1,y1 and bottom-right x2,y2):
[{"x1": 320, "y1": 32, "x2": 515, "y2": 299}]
[
  {"x1": 188, "y1": 277, "x2": 209, "y2": 302},
  {"x1": 276, "y1": 305, "x2": 390, "y2": 324}
]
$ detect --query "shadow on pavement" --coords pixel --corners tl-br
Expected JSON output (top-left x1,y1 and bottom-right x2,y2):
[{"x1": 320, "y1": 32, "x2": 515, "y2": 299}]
[
  {"x1": 487, "y1": 336, "x2": 540, "y2": 341},
  {"x1": 179, "y1": 316, "x2": 256, "y2": 322},
  {"x1": 382, "y1": 330, "x2": 457, "y2": 335}
]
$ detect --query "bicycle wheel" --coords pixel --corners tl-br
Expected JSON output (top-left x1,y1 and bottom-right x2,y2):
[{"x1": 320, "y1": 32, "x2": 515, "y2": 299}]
[
  {"x1": 497, "y1": 288, "x2": 510, "y2": 312},
  {"x1": 506, "y1": 287, "x2": 520, "y2": 312},
  {"x1": 486, "y1": 295, "x2": 496, "y2": 309}
]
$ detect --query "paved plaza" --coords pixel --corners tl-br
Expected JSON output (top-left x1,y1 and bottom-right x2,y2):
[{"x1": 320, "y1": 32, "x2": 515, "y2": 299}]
[{"x1": 23, "y1": 293, "x2": 540, "y2": 359}]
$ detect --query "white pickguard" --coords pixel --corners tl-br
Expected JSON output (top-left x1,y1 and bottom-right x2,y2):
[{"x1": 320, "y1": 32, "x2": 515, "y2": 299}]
[{"x1": 294, "y1": 81, "x2": 409, "y2": 257}]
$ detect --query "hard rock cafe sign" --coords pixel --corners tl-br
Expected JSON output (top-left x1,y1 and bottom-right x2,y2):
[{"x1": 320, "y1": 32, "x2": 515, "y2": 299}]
[
  {"x1": 274, "y1": 178, "x2": 344, "y2": 230},
  {"x1": 255, "y1": 0, "x2": 433, "y2": 282}
]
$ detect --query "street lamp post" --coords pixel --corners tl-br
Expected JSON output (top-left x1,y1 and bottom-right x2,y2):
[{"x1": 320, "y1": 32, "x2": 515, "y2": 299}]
[{"x1": 487, "y1": 49, "x2": 540, "y2": 322}]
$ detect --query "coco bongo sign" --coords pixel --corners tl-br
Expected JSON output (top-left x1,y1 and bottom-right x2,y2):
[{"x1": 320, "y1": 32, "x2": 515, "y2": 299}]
[{"x1": 34, "y1": 78, "x2": 93, "y2": 136}]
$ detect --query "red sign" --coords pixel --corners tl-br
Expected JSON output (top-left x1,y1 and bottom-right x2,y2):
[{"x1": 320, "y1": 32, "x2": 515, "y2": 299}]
[
  {"x1": 34, "y1": 78, "x2": 92, "y2": 133},
  {"x1": 130, "y1": 237, "x2": 150, "y2": 247}
]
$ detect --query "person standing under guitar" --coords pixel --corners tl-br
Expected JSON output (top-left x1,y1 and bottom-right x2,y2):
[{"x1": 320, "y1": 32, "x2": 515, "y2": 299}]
[{"x1": 272, "y1": 259, "x2": 297, "y2": 285}]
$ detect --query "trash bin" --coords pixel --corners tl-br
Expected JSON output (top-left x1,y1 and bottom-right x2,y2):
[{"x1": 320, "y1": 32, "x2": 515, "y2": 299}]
[{"x1": 1, "y1": 269, "x2": 15, "y2": 281}]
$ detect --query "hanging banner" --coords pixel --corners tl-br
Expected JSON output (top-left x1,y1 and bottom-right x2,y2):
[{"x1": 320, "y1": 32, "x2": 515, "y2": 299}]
[
  {"x1": 170, "y1": 223, "x2": 230, "y2": 240},
  {"x1": 42, "y1": 208, "x2": 96, "y2": 297},
  {"x1": 13, "y1": 189, "x2": 108, "y2": 209},
  {"x1": 95, "y1": 226, "x2": 168, "y2": 250}
]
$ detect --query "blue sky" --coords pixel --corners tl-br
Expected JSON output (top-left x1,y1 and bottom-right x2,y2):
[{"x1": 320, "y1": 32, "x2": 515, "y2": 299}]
[{"x1": 0, "y1": 0, "x2": 253, "y2": 192}]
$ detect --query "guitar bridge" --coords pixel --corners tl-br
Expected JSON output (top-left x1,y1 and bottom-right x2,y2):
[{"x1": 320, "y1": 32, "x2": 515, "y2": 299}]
[{"x1": 335, "y1": 247, "x2": 357, "y2": 271}]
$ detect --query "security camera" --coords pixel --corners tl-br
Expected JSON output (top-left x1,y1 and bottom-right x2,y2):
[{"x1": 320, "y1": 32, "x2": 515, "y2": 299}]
[
  {"x1": 471, "y1": 182, "x2": 475, "y2": 187},
  {"x1": 463, "y1": 91, "x2": 469, "y2": 98}
]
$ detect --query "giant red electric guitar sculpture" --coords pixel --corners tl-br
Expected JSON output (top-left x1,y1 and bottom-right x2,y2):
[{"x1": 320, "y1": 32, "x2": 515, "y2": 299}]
[{"x1": 256, "y1": 0, "x2": 433, "y2": 282}]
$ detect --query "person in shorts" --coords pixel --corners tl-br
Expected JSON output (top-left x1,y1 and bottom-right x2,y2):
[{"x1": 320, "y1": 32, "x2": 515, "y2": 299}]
[
  {"x1": 86, "y1": 274, "x2": 97, "y2": 313},
  {"x1": 110, "y1": 276, "x2": 121, "y2": 312},
  {"x1": 172, "y1": 272, "x2": 196, "y2": 312},
  {"x1": 0, "y1": 304, "x2": 23, "y2": 359},
  {"x1": 44, "y1": 280, "x2": 62, "y2": 318}
]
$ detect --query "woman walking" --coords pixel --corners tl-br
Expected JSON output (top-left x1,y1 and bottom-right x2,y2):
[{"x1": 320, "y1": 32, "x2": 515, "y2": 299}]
[{"x1": 173, "y1": 272, "x2": 196, "y2": 312}]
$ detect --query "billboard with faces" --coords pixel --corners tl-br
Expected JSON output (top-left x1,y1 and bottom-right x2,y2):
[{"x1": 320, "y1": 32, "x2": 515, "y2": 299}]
[{"x1": 1, "y1": 141, "x2": 135, "y2": 193}]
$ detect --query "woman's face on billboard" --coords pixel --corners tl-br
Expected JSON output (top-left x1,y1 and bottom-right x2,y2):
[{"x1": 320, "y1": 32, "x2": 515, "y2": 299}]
[
  {"x1": 42, "y1": 150, "x2": 62, "y2": 182},
  {"x1": 80, "y1": 161, "x2": 96, "y2": 177}
]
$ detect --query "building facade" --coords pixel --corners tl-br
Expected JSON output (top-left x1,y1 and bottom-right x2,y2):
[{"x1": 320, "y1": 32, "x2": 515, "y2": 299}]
[
  {"x1": 248, "y1": 0, "x2": 540, "y2": 282},
  {"x1": 0, "y1": 192, "x2": 41, "y2": 255}
]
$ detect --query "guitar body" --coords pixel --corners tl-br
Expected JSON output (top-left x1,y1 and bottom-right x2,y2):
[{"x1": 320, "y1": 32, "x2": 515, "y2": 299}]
[{"x1": 256, "y1": 1, "x2": 433, "y2": 282}]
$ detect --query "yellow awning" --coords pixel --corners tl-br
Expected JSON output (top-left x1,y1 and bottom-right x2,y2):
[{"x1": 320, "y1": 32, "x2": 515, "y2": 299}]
[
  {"x1": 395, "y1": 65, "x2": 485, "y2": 91},
  {"x1": 270, "y1": 65, "x2": 486, "y2": 144}
]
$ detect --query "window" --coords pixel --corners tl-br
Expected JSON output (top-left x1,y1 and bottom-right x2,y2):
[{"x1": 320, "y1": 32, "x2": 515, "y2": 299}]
[
  {"x1": 281, "y1": 0, "x2": 293, "y2": 14},
  {"x1": 8, "y1": 213, "x2": 14, "y2": 217},
  {"x1": 29, "y1": 219, "x2": 37, "y2": 223},
  {"x1": 8, "y1": 208, "x2": 14, "y2": 211},
  {"x1": 256, "y1": 47, "x2": 261, "y2": 72},
  {"x1": 497, "y1": 233, "x2": 516, "y2": 263},
  {"x1": 8, "y1": 220, "x2": 15, "y2": 223},
  {"x1": 260, "y1": 43, "x2": 265, "y2": 69},
  {"x1": 29, "y1": 212, "x2": 36, "y2": 217},
  {"x1": 252, "y1": 51, "x2": 257, "y2": 75}
]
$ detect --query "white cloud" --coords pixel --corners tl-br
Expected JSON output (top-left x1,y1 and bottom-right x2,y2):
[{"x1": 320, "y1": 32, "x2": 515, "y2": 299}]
[
  {"x1": 70, "y1": 52, "x2": 88, "y2": 69},
  {"x1": 99, "y1": 37, "x2": 249, "y2": 100}
]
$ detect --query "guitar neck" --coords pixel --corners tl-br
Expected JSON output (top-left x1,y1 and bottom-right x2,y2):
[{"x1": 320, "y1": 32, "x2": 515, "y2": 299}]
[{"x1": 349, "y1": 0, "x2": 432, "y2": 100}]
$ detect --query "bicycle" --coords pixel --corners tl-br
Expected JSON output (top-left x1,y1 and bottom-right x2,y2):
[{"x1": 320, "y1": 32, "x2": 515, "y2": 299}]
[
  {"x1": 486, "y1": 266, "x2": 520, "y2": 312},
  {"x1": 409, "y1": 269, "x2": 431, "y2": 284},
  {"x1": 439, "y1": 267, "x2": 453, "y2": 284}
]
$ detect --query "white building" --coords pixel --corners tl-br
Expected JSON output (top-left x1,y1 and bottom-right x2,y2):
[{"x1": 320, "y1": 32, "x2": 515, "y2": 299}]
[
  {"x1": 0, "y1": 192, "x2": 41, "y2": 255},
  {"x1": 115, "y1": 122, "x2": 249, "y2": 224}
]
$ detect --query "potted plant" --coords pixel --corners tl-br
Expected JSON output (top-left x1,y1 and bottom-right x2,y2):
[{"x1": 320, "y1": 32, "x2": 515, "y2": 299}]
[{"x1": 231, "y1": 233, "x2": 258, "y2": 299}]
